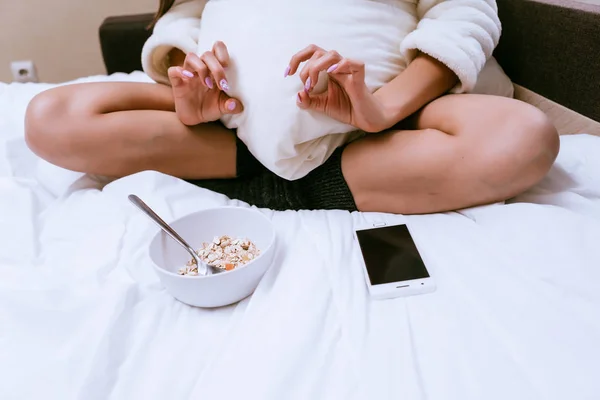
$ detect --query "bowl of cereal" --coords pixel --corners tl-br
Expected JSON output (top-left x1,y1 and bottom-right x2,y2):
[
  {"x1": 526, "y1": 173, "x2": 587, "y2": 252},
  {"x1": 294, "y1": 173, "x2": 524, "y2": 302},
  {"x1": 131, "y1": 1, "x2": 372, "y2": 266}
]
[{"x1": 148, "y1": 206, "x2": 276, "y2": 308}]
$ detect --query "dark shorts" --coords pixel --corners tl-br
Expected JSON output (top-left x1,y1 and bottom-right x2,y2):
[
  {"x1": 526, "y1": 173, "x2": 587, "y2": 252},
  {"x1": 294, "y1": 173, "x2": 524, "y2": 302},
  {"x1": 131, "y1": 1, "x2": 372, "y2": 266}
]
[{"x1": 189, "y1": 138, "x2": 358, "y2": 211}]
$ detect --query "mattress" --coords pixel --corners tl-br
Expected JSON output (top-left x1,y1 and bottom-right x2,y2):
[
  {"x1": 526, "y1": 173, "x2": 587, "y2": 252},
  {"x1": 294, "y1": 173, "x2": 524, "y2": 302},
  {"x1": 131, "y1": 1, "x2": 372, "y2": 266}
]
[{"x1": 1, "y1": 73, "x2": 599, "y2": 400}]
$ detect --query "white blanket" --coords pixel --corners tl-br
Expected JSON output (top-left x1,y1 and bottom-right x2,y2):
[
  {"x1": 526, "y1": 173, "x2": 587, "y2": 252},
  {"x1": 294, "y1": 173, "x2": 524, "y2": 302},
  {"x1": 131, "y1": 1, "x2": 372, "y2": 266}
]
[{"x1": 1, "y1": 73, "x2": 599, "y2": 400}]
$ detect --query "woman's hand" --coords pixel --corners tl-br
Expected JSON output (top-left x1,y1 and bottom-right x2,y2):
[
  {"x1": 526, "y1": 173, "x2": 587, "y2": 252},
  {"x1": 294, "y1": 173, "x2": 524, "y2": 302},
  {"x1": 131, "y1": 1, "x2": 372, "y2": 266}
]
[
  {"x1": 286, "y1": 45, "x2": 390, "y2": 133},
  {"x1": 167, "y1": 41, "x2": 243, "y2": 126}
]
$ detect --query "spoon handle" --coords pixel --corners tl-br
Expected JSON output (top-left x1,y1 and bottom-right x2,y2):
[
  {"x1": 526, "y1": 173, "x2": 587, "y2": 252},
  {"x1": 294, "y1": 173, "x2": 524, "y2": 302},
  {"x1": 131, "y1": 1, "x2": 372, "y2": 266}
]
[{"x1": 128, "y1": 195, "x2": 197, "y2": 257}]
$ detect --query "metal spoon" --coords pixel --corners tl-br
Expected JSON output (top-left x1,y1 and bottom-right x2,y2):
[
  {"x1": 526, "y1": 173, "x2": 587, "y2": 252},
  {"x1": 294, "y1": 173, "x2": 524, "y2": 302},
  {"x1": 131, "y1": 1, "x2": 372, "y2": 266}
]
[{"x1": 128, "y1": 194, "x2": 222, "y2": 276}]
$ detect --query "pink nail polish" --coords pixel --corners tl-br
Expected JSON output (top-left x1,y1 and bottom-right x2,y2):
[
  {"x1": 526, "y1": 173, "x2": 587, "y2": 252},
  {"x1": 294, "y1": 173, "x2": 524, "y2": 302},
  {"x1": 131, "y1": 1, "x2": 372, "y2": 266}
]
[
  {"x1": 220, "y1": 79, "x2": 230, "y2": 91},
  {"x1": 205, "y1": 77, "x2": 214, "y2": 89},
  {"x1": 297, "y1": 93, "x2": 302, "y2": 103},
  {"x1": 304, "y1": 77, "x2": 311, "y2": 91},
  {"x1": 227, "y1": 101, "x2": 236, "y2": 111},
  {"x1": 182, "y1": 70, "x2": 194, "y2": 78},
  {"x1": 284, "y1": 65, "x2": 291, "y2": 78},
  {"x1": 327, "y1": 64, "x2": 339, "y2": 73}
]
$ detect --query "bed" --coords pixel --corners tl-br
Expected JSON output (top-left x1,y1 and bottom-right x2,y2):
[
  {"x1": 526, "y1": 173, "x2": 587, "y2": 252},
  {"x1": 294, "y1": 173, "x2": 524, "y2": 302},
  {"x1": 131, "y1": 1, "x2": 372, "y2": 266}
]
[{"x1": 1, "y1": 1, "x2": 600, "y2": 399}]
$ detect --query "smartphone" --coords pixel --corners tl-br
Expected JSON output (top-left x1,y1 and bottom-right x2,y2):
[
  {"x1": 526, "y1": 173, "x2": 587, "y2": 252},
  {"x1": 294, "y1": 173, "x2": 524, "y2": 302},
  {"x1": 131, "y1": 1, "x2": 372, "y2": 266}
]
[{"x1": 356, "y1": 223, "x2": 436, "y2": 299}]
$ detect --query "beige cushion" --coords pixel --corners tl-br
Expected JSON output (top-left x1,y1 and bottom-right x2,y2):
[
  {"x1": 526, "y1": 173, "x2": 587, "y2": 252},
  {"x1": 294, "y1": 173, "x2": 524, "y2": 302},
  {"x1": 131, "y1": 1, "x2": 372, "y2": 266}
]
[{"x1": 514, "y1": 84, "x2": 600, "y2": 137}]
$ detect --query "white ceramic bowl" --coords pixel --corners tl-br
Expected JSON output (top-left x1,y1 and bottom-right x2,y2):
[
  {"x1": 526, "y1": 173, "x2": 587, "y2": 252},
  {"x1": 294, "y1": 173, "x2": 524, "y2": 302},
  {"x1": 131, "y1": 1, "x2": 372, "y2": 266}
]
[{"x1": 149, "y1": 207, "x2": 276, "y2": 308}]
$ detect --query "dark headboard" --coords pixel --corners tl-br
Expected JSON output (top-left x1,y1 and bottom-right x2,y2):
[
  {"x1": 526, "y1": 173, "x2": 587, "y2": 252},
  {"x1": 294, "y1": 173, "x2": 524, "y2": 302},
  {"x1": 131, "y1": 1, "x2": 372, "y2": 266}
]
[
  {"x1": 99, "y1": 0, "x2": 600, "y2": 121},
  {"x1": 99, "y1": 13, "x2": 154, "y2": 76},
  {"x1": 494, "y1": 0, "x2": 600, "y2": 122}
]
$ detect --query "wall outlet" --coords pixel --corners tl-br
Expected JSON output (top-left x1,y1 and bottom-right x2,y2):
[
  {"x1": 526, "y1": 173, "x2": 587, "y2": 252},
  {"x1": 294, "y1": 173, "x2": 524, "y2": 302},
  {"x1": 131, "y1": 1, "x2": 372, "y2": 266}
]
[{"x1": 10, "y1": 60, "x2": 39, "y2": 83}]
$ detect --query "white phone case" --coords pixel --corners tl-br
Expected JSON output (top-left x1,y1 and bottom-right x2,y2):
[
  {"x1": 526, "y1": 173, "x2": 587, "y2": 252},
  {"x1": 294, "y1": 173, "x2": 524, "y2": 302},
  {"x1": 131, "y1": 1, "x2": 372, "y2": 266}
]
[{"x1": 355, "y1": 222, "x2": 436, "y2": 300}]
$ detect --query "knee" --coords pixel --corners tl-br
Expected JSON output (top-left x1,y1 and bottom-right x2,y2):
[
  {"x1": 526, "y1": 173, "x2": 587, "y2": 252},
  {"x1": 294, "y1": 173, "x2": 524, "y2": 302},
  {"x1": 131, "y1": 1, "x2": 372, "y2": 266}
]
[
  {"x1": 521, "y1": 102, "x2": 559, "y2": 150},
  {"x1": 512, "y1": 103, "x2": 559, "y2": 175},
  {"x1": 486, "y1": 103, "x2": 559, "y2": 195},
  {"x1": 24, "y1": 89, "x2": 70, "y2": 160}
]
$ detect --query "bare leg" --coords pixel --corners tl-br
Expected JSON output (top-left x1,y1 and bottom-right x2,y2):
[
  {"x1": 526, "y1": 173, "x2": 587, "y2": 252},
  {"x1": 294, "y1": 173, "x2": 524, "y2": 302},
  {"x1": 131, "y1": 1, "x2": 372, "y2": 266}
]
[
  {"x1": 25, "y1": 82, "x2": 237, "y2": 179},
  {"x1": 342, "y1": 94, "x2": 560, "y2": 214},
  {"x1": 26, "y1": 84, "x2": 559, "y2": 214}
]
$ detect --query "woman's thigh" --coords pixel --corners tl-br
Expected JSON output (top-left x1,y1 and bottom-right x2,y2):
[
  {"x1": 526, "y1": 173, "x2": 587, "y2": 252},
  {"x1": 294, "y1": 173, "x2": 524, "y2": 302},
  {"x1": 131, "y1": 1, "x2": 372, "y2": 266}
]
[{"x1": 341, "y1": 94, "x2": 560, "y2": 214}]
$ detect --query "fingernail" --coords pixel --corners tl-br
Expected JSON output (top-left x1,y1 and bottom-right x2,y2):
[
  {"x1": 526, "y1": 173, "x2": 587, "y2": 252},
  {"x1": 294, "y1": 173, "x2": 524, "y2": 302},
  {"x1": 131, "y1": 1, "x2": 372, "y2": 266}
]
[
  {"x1": 220, "y1": 79, "x2": 230, "y2": 91},
  {"x1": 327, "y1": 64, "x2": 339, "y2": 73},
  {"x1": 227, "y1": 100, "x2": 236, "y2": 111},
  {"x1": 204, "y1": 77, "x2": 214, "y2": 89},
  {"x1": 304, "y1": 77, "x2": 311, "y2": 92},
  {"x1": 284, "y1": 65, "x2": 291, "y2": 78},
  {"x1": 182, "y1": 70, "x2": 194, "y2": 78},
  {"x1": 297, "y1": 93, "x2": 302, "y2": 103}
]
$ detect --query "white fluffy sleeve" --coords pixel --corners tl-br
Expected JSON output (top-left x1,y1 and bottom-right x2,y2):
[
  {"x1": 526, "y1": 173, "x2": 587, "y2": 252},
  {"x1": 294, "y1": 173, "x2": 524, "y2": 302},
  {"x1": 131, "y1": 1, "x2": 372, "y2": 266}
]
[
  {"x1": 141, "y1": 0, "x2": 208, "y2": 85},
  {"x1": 400, "y1": 0, "x2": 501, "y2": 93}
]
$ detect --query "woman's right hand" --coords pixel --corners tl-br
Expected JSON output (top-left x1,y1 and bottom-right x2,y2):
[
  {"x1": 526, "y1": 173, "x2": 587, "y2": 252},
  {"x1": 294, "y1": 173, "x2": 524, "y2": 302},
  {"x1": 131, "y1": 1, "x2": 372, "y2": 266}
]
[{"x1": 167, "y1": 41, "x2": 243, "y2": 126}]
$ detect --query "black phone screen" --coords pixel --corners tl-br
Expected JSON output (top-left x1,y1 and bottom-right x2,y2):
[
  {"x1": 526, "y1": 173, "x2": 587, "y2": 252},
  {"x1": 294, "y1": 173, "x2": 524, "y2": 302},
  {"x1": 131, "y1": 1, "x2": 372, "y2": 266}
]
[{"x1": 356, "y1": 224, "x2": 429, "y2": 285}]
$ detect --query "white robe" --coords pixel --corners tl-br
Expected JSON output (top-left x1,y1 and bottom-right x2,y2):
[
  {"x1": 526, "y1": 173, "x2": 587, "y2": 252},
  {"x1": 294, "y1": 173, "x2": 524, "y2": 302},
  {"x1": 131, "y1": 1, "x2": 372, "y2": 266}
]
[{"x1": 143, "y1": 0, "x2": 507, "y2": 93}]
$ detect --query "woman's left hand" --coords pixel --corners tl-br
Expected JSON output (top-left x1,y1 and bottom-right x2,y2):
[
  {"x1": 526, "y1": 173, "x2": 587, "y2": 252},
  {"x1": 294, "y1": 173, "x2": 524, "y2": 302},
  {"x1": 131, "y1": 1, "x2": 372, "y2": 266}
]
[{"x1": 286, "y1": 45, "x2": 389, "y2": 133}]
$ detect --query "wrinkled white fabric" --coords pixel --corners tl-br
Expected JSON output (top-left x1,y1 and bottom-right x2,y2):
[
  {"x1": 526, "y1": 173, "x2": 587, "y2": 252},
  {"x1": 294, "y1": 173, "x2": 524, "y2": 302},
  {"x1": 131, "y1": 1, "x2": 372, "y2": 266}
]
[{"x1": 1, "y1": 74, "x2": 599, "y2": 400}]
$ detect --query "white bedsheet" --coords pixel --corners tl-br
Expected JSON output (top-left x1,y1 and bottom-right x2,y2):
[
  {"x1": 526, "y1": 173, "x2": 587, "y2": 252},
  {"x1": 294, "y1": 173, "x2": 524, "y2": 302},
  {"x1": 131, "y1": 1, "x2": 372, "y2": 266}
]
[{"x1": 1, "y1": 73, "x2": 599, "y2": 400}]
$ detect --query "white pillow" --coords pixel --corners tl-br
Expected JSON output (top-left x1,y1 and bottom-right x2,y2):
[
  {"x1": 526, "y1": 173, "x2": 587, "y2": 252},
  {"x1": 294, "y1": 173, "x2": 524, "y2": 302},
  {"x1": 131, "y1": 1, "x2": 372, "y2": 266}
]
[
  {"x1": 196, "y1": 0, "x2": 415, "y2": 180},
  {"x1": 472, "y1": 57, "x2": 515, "y2": 98},
  {"x1": 196, "y1": 0, "x2": 513, "y2": 180}
]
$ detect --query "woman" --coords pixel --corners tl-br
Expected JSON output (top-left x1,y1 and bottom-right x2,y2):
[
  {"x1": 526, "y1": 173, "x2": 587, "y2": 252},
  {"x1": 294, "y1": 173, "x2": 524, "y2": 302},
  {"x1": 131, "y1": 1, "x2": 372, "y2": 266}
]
[{"x1": 24, "y1": 0, "x2": 559, "y2": 214}]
